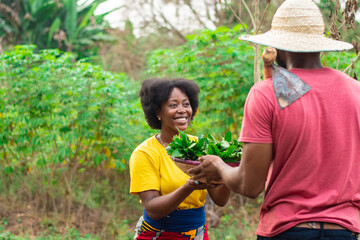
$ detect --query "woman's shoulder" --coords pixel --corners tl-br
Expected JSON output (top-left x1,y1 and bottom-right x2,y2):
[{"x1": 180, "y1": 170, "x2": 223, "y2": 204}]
[
  {"x1": 133, "y1": 135, "x2": 160, "y2": 153},
  {"x1": 130, "y1": 135, "x2": 165, "y2": 165}
]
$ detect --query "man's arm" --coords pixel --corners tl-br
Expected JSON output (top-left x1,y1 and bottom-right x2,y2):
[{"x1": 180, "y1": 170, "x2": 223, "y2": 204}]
[{"x1": 189, "y1": 143, "x2": 273, "y2": 198}]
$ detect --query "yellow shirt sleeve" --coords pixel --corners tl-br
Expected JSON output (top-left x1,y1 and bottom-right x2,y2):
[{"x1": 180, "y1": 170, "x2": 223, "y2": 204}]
[{"x1": 129, "y1": 148, "x2": 161, "y2": 194}]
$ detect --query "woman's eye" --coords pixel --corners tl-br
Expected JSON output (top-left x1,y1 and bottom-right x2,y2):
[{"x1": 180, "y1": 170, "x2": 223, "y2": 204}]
[
  {"x1": 184, "y1": 102, "x2": 190, "y2": 107},
  {"x1": 170, "y1": 104, "x2": 177, "y2": 108}
]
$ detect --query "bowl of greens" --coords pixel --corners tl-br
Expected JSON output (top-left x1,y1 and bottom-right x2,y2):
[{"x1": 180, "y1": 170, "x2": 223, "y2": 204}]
[{"x1": 166, "y1": 130, "x2": 242, "y2": 183}]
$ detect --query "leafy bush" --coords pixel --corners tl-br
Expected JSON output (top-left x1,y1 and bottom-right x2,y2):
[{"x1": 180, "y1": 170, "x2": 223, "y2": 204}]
[
  {"x1": 321, "y1": 51, "x2": 359, "y2": 80},
  {"x1": 0, "y1": 228, "x2": 97, "y2": 240},
  {"x1": 0, "y1": 45, "x2": 150, "y2": 173},
  {"x1": 0, "y1": 44, "x2": 156, "y2": 224}
]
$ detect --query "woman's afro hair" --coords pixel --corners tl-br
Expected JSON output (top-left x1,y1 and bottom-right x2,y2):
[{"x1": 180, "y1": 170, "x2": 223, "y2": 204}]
[{"x1": 139, "y1": 78, "x2": 200, "y2": 129}]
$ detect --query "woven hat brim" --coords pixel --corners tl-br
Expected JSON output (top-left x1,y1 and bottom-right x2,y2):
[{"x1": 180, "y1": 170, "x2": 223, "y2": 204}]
[{"x1": 240, "y1": 30, "x2": 353, "y2": 52}]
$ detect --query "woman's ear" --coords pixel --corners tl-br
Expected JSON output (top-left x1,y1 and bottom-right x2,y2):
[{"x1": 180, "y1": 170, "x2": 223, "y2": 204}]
[{"x1": 156, "y1": 110, "x2": 161, "y2": 121}]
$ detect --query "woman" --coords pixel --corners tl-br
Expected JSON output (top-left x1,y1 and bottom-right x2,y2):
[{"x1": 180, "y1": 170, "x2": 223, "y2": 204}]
[{"x1": 129, "y1": 78, "x2": 230, "y2": 239}]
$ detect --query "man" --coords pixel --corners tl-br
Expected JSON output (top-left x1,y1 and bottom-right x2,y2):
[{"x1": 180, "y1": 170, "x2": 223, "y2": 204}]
[{"x1": 188, "y1": 0, "x2": 360, "y2": 239}]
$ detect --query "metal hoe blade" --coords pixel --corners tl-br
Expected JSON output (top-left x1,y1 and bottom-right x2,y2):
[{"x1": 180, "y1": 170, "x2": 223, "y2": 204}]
[{"x1": 272, "y1": 65, "x2": 311, "y2": 109}]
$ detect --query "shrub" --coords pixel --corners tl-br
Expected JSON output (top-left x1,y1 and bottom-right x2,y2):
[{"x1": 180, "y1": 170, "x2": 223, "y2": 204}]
[{"x1": 0, "y1": 45, "x2": 148, "y2": 172}]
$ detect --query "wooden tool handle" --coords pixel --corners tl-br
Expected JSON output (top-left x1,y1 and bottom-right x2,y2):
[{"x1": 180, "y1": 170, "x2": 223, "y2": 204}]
[{"x1": 262, "y1": 47, "x2": 277, "y2": 80}]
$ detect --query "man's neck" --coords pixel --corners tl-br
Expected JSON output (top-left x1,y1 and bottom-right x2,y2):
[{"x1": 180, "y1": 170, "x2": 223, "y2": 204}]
[{"x1": 285, "y1": 52, "x2": 323, "y2": 70}]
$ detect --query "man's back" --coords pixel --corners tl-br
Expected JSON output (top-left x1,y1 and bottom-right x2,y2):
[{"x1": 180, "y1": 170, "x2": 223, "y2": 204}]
[{"x1": 239, "y1": 67, "x2": 360, "y2": 236}]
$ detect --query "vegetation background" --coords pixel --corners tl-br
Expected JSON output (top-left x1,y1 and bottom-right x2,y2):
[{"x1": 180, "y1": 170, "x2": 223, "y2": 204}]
[{"x1": 0, "y1": 0, "x2": 359, "y2": 239}]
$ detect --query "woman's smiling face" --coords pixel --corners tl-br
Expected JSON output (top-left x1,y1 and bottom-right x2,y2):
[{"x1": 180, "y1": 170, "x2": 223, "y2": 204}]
[{"x1": 157, "y1": 87, "x2": 193, "y2": 135}]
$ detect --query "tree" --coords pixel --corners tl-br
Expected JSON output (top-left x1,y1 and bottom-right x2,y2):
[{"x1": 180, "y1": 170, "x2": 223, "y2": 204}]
[
  {"x1": 0, "y1": 0, "x2": 118, "y2": 58},
  {"x1": 109, "y1": 0, "x2": 358, "y2": 80},
  {"x1": 317, "y1": 0, "x2": 359, "y2": 79}
]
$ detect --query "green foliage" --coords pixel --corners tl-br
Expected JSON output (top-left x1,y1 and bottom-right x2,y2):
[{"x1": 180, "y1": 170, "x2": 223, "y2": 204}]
[
  {"x1": 206, "y1": 131, "x2": 243, "y2": 162},
  {"x1": 207, "y1": 201, "x2": 259, "y2": 240},
  {"x1": 146, "y1": 25, "x2": 254, "y2": 136},
  {"x1": 166, "y1": 131, "x2": 206, "y2": 160},
  {"x1": 0, "y1": 0, "x2": 117, "y2": 59},
  {"x1": 0, "y1": 45, "x2": 147, "y2": 172},
  {"x1": 38, "y1": 228, "x2": 97, "y2": 240},
  {"x1": 321, "y1": 51, "x2": 359, "y2": 80},
  {"x1": 166, "y1": 130, "x2": 242, "y2": 162},
  {"x1": 0, "y1": 229, "x2": 97, "y2": 239}
]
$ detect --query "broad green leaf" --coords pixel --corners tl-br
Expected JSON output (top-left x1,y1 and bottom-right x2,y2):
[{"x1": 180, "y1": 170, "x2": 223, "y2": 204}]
[
  {"x1": 64, "y1": 0, "x2": 78, "y2": 43},
  {"x1": 179, "y1": 130, "x2": 190, "y2": 145},
  {"x1": 77, "y1": 2, "x2": 99, "y2": 31},
  {"x1": 225, "y1": 131, "x2": 232, "y2": 142},
  {"x1": 47, "y1": 17, "x2": 61, "y2": 47},
  {"x1": 221, "y1": 145, "x2": 236, "y2": 159},
  {"x1": 33, "y1": 1, "x2": 58, "y2": 23},
  {"x1": 207, "y1": 143, "x2": 221, "y2": 156},
  {"x1": 171, "y1": 149, "x2": 183, "y2": 159},
  {"x1": 4, "y1": 166, "x2": 14, "y2": 174}
]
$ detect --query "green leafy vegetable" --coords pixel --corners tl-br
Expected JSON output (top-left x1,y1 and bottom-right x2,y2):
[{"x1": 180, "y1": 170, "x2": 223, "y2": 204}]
[{"x1": 166, "y1": 130, "x2": 242, "y2": 163}]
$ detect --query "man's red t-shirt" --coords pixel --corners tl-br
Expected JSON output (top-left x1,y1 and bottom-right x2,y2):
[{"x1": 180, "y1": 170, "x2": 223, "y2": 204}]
[{"x1": 239, "y1": 67, "x2": 360, "y2": 237}]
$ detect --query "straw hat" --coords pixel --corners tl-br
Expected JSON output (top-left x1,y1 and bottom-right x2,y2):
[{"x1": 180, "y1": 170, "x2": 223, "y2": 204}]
[{"x1": 240, "y1": 0, "x2": 353, "y2": 52}]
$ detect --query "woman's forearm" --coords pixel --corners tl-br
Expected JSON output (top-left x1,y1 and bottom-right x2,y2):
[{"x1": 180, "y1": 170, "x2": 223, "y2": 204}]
[{"x1": 142, "y1": 185, "x2": 194, "y2": 220}]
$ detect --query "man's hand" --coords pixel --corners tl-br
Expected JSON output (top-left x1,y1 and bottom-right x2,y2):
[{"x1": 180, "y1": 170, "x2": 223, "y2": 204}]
[{"x1": 188, "y1": 155, "x2": 226, "y2": 184}]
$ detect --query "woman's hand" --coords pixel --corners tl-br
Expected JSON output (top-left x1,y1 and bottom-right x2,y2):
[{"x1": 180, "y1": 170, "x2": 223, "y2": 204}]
[
  {"x1": 188, "y1": 155, "x2": 226, "y2": 184},
  {"x1": 185, "y1": 179, "x2": 218, "y2": 190}
]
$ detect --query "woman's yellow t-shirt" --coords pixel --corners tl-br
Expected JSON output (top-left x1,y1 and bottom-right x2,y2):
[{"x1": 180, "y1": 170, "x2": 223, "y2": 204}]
[{"x1": 129, "y1": 135, "x2": 206, "y2": 209}]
